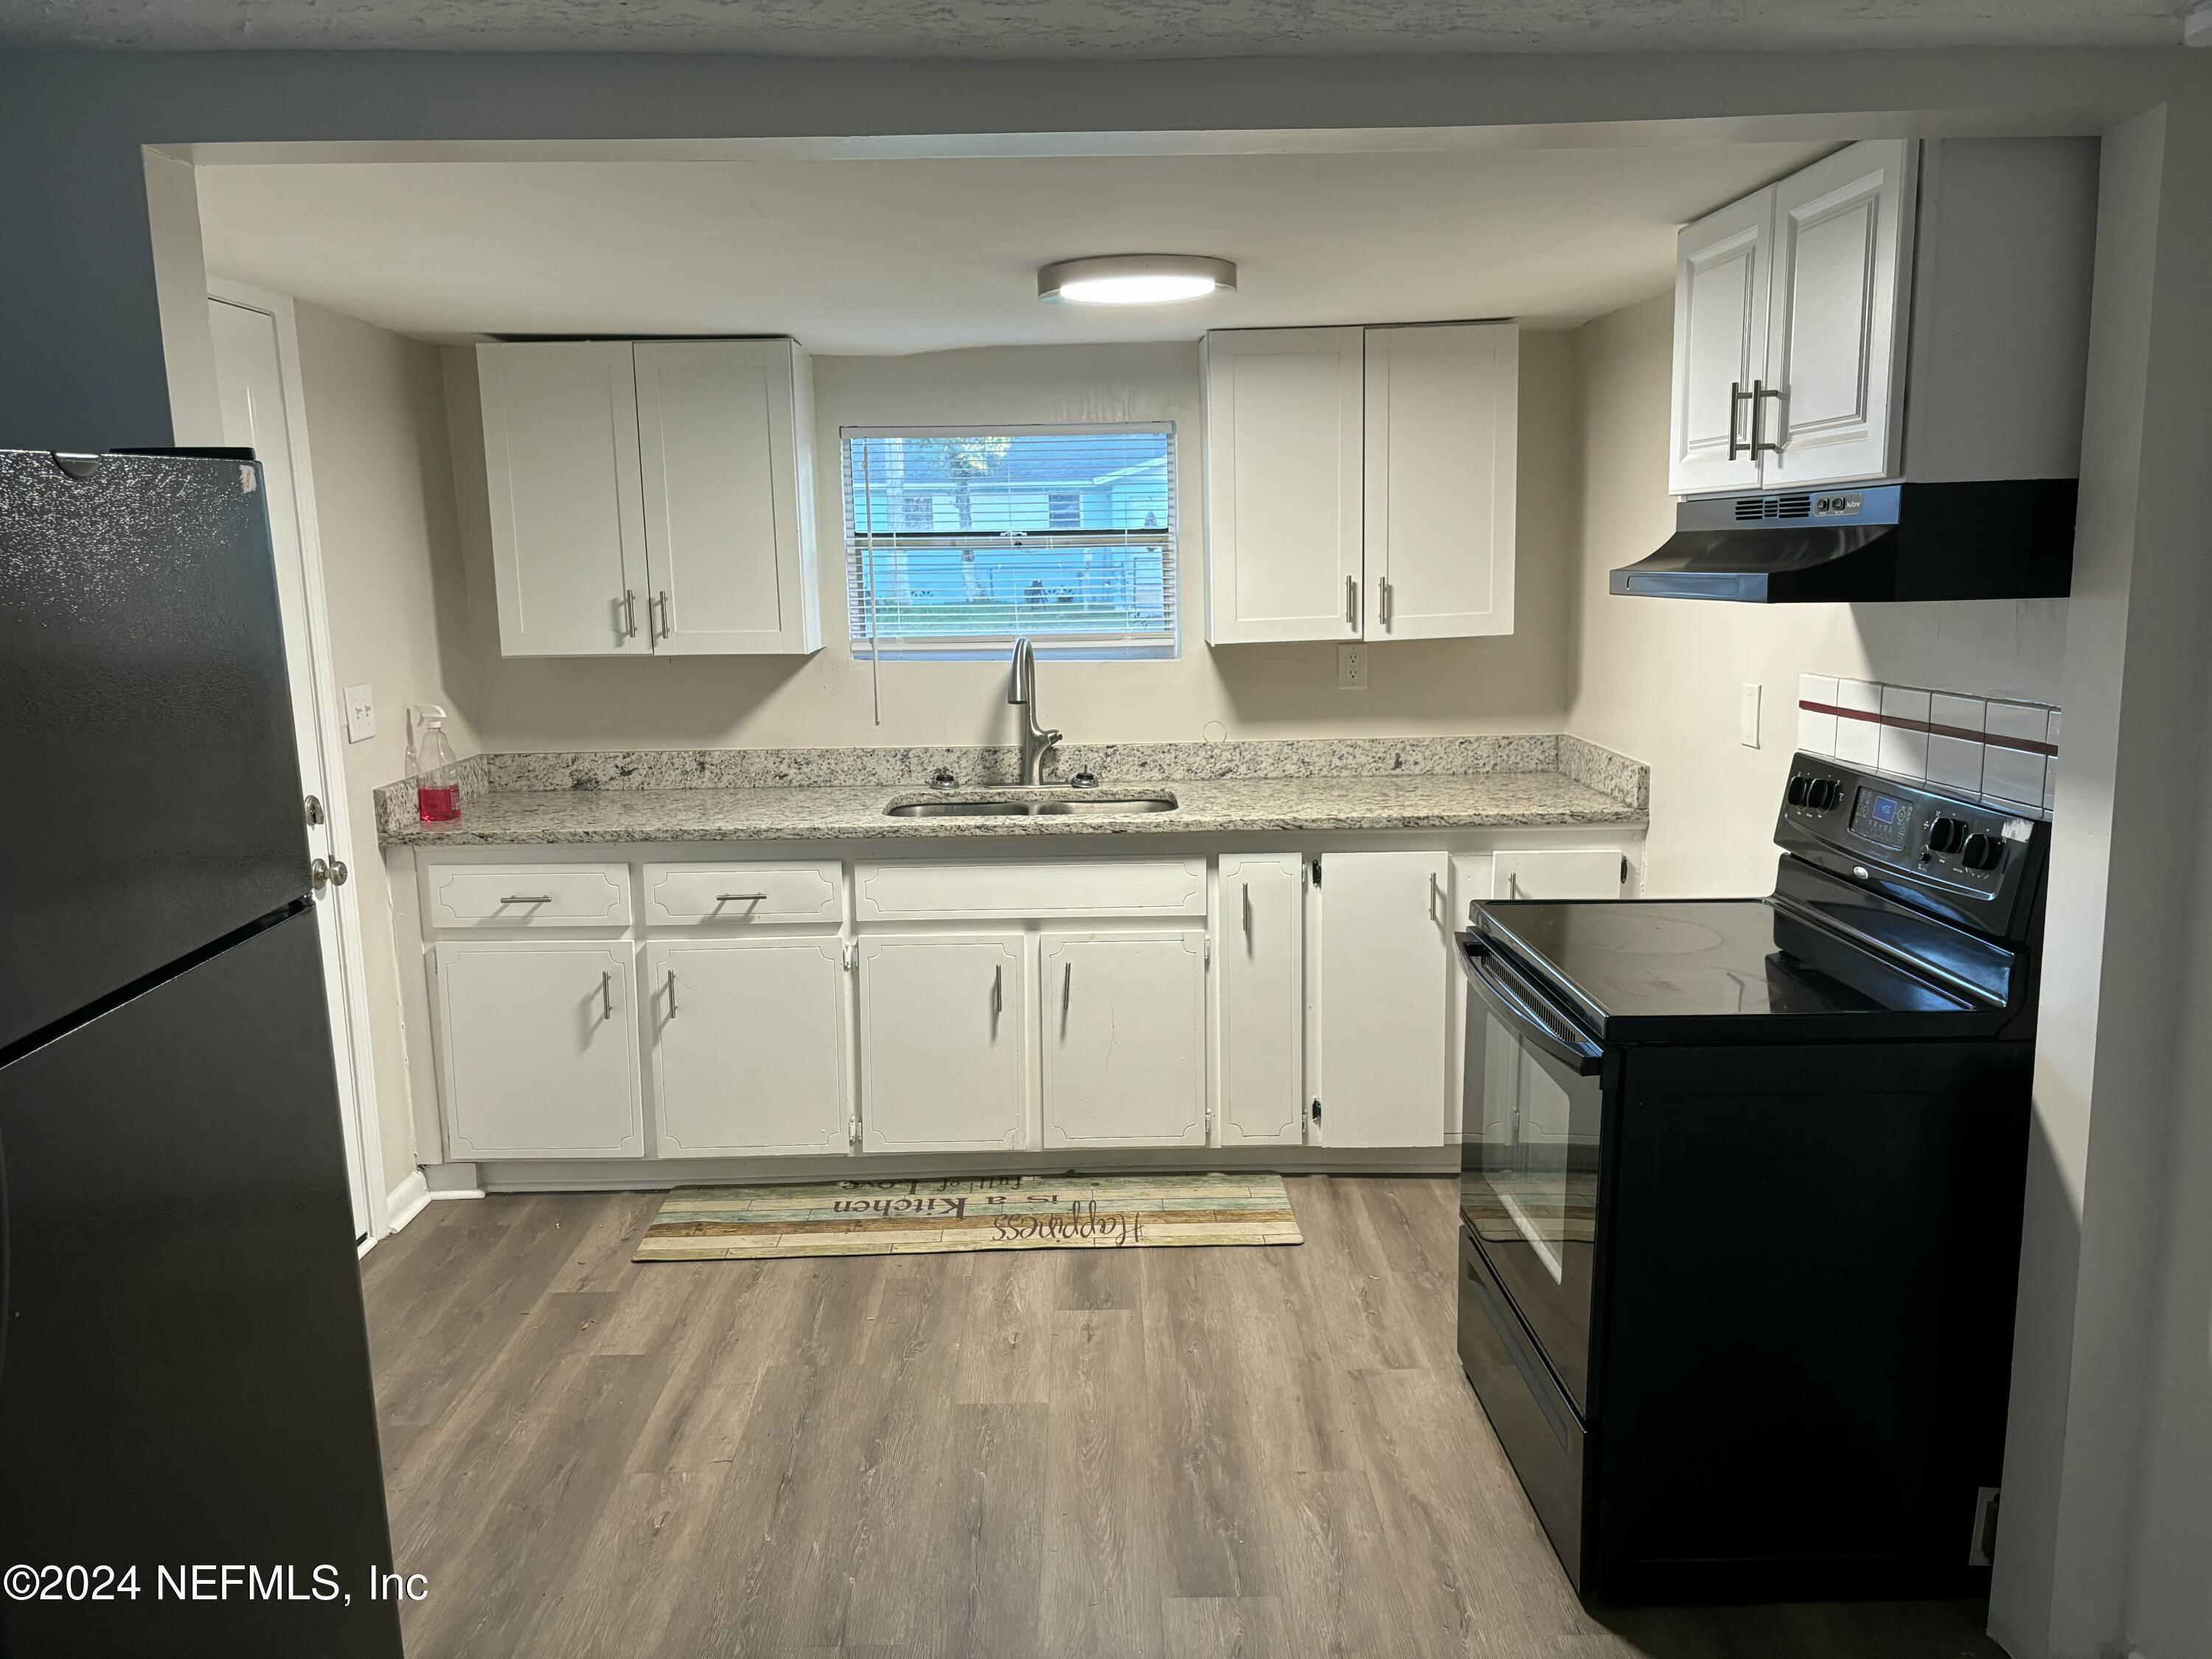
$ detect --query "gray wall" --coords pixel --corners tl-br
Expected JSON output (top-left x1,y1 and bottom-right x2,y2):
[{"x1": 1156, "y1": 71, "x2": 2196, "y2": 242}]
[{"x1": 4, "y1": 41, "x2": 2211, "y2": 1659}]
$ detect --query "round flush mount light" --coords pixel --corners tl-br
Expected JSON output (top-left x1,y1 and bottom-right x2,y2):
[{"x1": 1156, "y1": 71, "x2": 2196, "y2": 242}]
[{"x1": 1037, "y1": 254, "x2": 1237, "y2": 306}]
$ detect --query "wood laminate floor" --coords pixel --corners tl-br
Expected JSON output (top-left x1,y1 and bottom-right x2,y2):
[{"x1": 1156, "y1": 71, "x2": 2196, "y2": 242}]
[{"x1": 361, "y1": 1176, "x2": 2003, "y2": 1659}]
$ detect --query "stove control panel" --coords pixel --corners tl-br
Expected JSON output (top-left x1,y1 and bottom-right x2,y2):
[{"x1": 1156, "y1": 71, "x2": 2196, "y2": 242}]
[{"x1": 1775, "y1": 751, "x2": 2049, "y2": 942}]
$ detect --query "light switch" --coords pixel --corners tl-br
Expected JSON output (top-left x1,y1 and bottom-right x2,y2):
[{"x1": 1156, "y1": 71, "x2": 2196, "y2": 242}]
[
  {"x1": 1739, "y1": 682, "x2": 1761, "y2": 748},
  {"x1": 344, "y1": 683, "x2": 377, "y2": 743},
  {"x1": 1338, "y1": 643, "x2": 1368, "y2": 692}
]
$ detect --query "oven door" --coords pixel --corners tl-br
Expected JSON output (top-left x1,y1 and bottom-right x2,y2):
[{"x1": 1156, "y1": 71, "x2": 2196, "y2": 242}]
[{"x1": 1459, "y1": 931, "x2": 1607, "y2": 1413}]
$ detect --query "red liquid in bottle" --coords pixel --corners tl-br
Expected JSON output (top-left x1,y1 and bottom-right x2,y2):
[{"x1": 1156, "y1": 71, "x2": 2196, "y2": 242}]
[{"x1": 417, "y1": 783, "x2": 462, "y2": 824}]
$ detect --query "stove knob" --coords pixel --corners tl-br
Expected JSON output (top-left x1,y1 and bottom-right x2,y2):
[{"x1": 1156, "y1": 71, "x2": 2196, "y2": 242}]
[
  {"x1": 1787, "y1": 774, "x2": 1812, "y2": 807},
  {"x1": 1928, "y1": 816, "x2": 1967, "y2": 855},
  {"x1": 1809, "y1": 778, "x2": 1843, "y2": 811},
  {"x1": 1960, "y1": 832, "x2": 2004, "y2": 872}
]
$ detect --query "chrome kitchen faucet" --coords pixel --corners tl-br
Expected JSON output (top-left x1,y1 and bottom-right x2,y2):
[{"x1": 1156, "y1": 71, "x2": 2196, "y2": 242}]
[{"x1": 1007, "y1": 637, "x2": 1062, "y2": 785}]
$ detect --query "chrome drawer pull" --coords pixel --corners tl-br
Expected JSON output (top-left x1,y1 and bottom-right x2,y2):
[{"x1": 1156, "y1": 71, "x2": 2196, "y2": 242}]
[
  {"x1": 500, "y1": 894, "x2": 554, "y2": 905},
  {"x1": 714, "y1": 892, "x2": 769, "y2": 903}
]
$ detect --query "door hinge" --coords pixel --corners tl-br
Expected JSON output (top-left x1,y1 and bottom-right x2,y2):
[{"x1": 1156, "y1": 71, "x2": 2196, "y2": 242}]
[
  {"x1": 842, "y1": 941, "x2": 857, "y2": 972},
  {"x1": 1968, "y1": 1487, "x2": 2000, "y2": 1567},
  {"x1": 1310, "y1": 858, "x2": 1321, "y2": 888},
  {"x1": 1203, "y1": 935, "x2": 1212, "y2": 967},
  {"x1": 849, "y1": 1111, "x2": 863, "y2": 1147},
  {"x1": 1621, "y1": 855, "x2": 1631, "y2": 887}
]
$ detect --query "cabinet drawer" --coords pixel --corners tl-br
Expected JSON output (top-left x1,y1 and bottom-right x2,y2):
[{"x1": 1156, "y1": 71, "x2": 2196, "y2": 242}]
[
  {"x1": 855, "y1": 858, "x2": 1206, "y2": 922},
  {"x1": 425, "y1": 863, "x2": 632, "y2": 929},
  {"x1": 643, "y1": 860, "x2": 843, "y2": 926}
]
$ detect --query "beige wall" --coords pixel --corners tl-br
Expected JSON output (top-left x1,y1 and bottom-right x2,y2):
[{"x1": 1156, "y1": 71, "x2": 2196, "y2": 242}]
[
  {"x1": 1563, "y1": 291, "x2": 2069, "y2": 897},
  {"x1": 293, "y1": 299, "x2": 479, "y2": 1202},
  {"x1": 439, "y1": 334, "x2": 1579, "y2": 753}
]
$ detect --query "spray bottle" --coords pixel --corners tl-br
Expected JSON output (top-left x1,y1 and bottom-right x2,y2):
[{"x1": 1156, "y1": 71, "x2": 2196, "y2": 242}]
[{"x1": 407, "y1": 705, "x2": 461, "y2": 824}]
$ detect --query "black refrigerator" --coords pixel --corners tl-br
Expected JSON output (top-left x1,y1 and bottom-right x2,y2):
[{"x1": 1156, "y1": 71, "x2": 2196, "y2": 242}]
[{"x1": 0, "y1": 448, "x2": 403, "y2": 1656}]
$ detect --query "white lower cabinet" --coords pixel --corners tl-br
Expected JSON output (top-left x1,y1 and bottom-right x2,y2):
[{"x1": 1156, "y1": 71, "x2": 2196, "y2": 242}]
[
  {"x1": 1217, "y1": 854, "x2": 1306, "y2": 1146},
  {"x1": 1040, "y1": 931, "x2": 1208, "y2": 1148},
  {"x1": 434, "y1": 940, "x2": 641, "y2": 1160},
  {"x1": 646, "y1": 937, "x2": 851, "y2": 1156},
  {"x1": 856, "y1": 934, "x2": 1027, "y2": 1153},
  {"x1": 1315, "y1": 849, "x2": 1452, "y2": 1148}
]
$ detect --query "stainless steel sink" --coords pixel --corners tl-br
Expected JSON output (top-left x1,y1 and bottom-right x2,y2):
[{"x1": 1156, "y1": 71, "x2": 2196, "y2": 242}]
[{"x1": 883, "y1": 791, "x2": 1177, "y2": 818}]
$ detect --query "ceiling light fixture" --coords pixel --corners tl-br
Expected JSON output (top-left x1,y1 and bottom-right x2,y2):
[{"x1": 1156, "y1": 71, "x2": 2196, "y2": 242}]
[{"x1": 1037, "y1": 254, "x2": 1237, "y2": 306}]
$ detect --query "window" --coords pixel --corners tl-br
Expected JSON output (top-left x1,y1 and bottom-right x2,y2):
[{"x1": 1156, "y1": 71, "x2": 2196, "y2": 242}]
[{"x1": 843, "y1": 424, "x2": 1177, "y2": 658}]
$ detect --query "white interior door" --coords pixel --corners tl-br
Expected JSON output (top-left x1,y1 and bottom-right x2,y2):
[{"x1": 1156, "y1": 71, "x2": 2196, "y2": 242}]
[
  {"x1": 647, "y1": 937, "x2": 851, "y2": 1156},
  {"x1": 1203, "y1": 327, "x2": 1366, "y2": 643},
  {"x1": 857, "y1": 935, "x2": 1027, "y2": 1152},
  {"x1": 1217, "y1": 854, "x2": 1305, "y2": 1147},
  {"x1": 1761, "y1": 139, "x2": 1917, "y2": 490},
  {"x1": 476, "y1": 341, "x2": 652, "y2": 656},
  {"x1": 633, "y1": 339, "x2": 814, "y2": 654},
  {"x1": 1315, "y1": 850, "x2": 1452, "y2": 1149},
  {"x1": 207, "y1": 291, "x2": 377, "y2": 1242},
  {"x1": 1363, "y1": 321, "x2": 1518, "y2": 639},
  {"x1": 1669, "y1": 190, "x2": 1773, "y2": 497},
  {"x1": 1040, "y1": 931, "x2": 1208, "y2": 1148}
]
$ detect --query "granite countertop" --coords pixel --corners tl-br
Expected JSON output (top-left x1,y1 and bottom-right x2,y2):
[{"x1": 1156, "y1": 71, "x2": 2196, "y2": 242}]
[
  {"x1": 382, "y1": 771, "x2": 1643, "y2": 848},
  {"x1": 375, "y1": 735, "x2": 1649, "y2": 849}
]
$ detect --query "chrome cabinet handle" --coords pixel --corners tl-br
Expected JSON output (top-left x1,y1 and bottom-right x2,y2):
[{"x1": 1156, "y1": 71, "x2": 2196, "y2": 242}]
[
  {"x1": 714, "y1": 892, "x2": 768, "y2": 903},
  {"x1": 1750, "y1": 379, "x2": 1783, "y2": 458},
  {"x1": 623, "y1": 589, "x2": 639, "y2": 638},
  {"x1": 1241, "y1": 880, "x2": 1253, "y2": 942},
  {"x1": 1728, "y1": 380, "x2": 1753, "y2": 460},
  {"x1": 658, "y1": 590, "x2": 672, "y2": 641},
  {"x1": 1344, "y1": 575, "x2": 1359, "y2": 630},
  {"x1": 599, "y1": 970, "x2": 613, "y2": 1020},
  {"x1": 991, "y1": 963, "x2": 1004, "y2": 1020},
  {"x1": 1379, "y1": 576, "x2": 1394, "y2": 629},
  {"x1": 665, "y1": 967, "x2": 677, "y2": 1018},
  {"x1": 500, "y1": 894, "x2": 554, "y2": 905}
]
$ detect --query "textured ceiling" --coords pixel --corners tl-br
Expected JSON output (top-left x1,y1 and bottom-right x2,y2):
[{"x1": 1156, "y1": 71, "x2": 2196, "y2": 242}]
[
  {"x1": 0, "y1": 0, "x2": 2186, "y2": 55},
  {"x1": 196, "y1": 143, "x2": 1837, "y2": 350}
]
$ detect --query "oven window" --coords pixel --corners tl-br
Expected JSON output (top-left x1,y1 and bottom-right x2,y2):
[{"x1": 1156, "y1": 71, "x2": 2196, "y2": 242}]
[{"x1": 1466, "y1": 1012, "x2": 1594, "y2": 1281}]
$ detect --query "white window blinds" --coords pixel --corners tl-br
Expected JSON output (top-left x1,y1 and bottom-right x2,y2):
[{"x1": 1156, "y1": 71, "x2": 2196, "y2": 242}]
[{"x1": 843, "y1": 424, "x2": 1178, "y2": 658}]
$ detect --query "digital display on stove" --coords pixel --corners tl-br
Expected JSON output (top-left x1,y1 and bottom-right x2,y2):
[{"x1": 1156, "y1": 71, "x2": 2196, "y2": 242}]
[{"x1": 1851, "y1": 786, "x2": 1911, "y2": 849}]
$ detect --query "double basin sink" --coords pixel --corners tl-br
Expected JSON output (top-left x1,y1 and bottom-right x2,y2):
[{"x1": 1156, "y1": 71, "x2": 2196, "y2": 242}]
[{"x1": 885, "y1": 789, "x2": 1178, "y2": 819}]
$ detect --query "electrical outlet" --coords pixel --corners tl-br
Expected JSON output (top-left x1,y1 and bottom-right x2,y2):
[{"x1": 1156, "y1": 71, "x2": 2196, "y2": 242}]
[
  {"x1": 1739, "y1": 682, "x2": 1761, "y2": 748},
  {"x1": 1338, "y1": 643, "x2": 1368, "y2": 692},
  {"x1": 343, "y1": 683, "x2": 377, "y2": 743}
]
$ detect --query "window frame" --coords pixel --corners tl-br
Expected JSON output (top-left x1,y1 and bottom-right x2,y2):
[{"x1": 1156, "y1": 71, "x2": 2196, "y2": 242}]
[{"x1": 841, "y1": 420, "x2": 1180, "y2": 662}]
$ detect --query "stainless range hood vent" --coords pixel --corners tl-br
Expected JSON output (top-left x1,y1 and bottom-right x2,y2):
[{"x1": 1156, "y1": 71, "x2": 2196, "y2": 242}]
[{"x1": 1610, "y1": 481, "x2": 2076, "y2": 605}]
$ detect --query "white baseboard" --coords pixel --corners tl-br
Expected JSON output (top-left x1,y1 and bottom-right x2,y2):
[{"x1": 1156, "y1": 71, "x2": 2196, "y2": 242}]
[
  {"x1": 422, "y1": 1161, "x2": 487, "y2": 1200},
  {"x1": 383, "y1": 1169, "x2": 433, "y2": 1234}
]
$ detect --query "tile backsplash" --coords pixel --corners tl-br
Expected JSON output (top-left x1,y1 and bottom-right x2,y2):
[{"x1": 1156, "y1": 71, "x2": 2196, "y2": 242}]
[{"x1": 1798, "y1": 675, "x2": 2058, "y2": 815}]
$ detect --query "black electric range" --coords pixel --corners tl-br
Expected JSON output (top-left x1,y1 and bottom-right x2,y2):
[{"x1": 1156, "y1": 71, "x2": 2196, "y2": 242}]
[{"x1": 1455, "y1": 754, "x2": 2049, "y2": 1605}]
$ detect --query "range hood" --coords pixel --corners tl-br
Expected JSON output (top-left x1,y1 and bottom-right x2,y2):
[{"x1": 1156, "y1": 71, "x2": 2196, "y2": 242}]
[{"x1": 1610, "y1": 481, "x2": 2077, "y2": 604}]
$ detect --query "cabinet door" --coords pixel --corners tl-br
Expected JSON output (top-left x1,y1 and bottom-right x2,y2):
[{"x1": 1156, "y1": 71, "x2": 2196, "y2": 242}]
[
  {"x1": 434, "y1": 941, "x2": 641, "y2": 1159},
  {"x1": 633, "y1": 339, "x2": 821, "y2": 655},
  {"x1": 647, "y1": 938, "x2": 850, "y2": 1157},
  {"x1": 1203, "y1": 327, "x2": 1366, "y2": 644},
  {"x1": 476, "y1": 342, "x2": 651, "y2": 657},
  {"x1": 1217, "y1": 855, "x2": 1304, "y2": 1147},
  {"x1": 1761, "y1": 139, "x2": 1917, "y2": 490},
  {"x1": 1040, "y1": 931, "x2": 1207, "y2": 1148},
  {"x1": 1316, "y1": 851, "x2": 1450, "y2": 1148},
  {"x1": 1669, "y1": 190, "x2": 1773, "y2": 497},
  {"x1": 1363, "y1": 322, "x2": 1517, "y2": 640},
  {"x1": 856, "y1": 934, "x2": 1026, "y2": 1153}
]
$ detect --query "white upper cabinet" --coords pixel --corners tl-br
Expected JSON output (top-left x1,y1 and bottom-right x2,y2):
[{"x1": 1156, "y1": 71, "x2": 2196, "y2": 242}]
[
  {"x1": 1759, "y1": 141, "x2": 1916, "y2": 490},
  {"x1": 476, "y1": 338, "x2": 820, "y2": 658},
  {"x1": 1668, "y1": 140, "x2": 1916, "y2": 496},
  {"x1": 1203, "y1": 327, "x2": 1366, "y2": 644},
  {"x1": 1205, "y1": 323, "x2": 1518, "y2": 645},
  {"x1": 1669, "y1": 193, "x2": 1772, "y2": 497},
  {"x1": 478, "y1": 342, "x2": 652, "y2": 657},
  {"x1": 1363, "y1": 322, "x2": 1518, "y2": 639},
  {"x1": 633, "y1": 340, "x2": 821, "y2": 655}
]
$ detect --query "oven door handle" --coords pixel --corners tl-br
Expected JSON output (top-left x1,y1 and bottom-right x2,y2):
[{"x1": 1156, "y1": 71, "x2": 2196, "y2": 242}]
[{"x1": 1458, "y1": 933, "x2": 1604, "y2": 1077}]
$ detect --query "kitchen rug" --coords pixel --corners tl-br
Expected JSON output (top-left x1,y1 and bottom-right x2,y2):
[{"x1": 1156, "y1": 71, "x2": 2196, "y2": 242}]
[{"x1": 633, "y1": 1172, "x2": 1303, "y2": 1262}]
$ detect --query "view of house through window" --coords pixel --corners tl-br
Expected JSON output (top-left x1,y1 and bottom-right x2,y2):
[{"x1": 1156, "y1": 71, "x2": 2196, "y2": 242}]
[{"x1": 842, "y1": 424, "x2": 1178, "y2": 658}]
